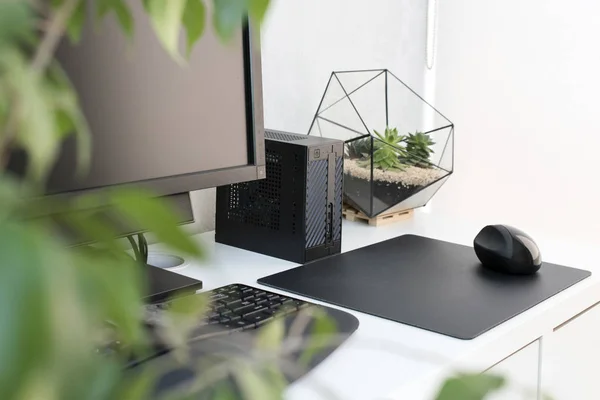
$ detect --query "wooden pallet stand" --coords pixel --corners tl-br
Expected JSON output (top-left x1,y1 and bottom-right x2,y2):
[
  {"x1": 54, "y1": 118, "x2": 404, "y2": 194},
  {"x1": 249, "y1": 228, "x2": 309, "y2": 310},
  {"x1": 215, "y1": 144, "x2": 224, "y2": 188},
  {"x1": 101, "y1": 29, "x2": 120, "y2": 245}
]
[{"x1": 342, "y1": 204, "x2": 414, "y2": 227}]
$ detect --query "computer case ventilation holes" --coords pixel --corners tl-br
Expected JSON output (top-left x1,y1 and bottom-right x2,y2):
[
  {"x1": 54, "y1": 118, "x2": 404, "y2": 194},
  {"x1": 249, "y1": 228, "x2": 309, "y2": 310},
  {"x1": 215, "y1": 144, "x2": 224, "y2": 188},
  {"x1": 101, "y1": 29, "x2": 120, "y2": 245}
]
[{"x1": 216, "y1": 130, "x2": 344, "y2": 263}]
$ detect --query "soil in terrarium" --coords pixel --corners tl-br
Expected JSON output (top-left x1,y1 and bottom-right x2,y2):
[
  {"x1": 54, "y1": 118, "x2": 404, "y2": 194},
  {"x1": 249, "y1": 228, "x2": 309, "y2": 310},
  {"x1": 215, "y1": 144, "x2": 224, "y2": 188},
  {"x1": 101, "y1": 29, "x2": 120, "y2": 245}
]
[
  {"x1": 343, "y1": 129, "x2": 445, "y2": 216},
  {"x1": 344, "y1": 159, "x2": 444, "y2": 215}
]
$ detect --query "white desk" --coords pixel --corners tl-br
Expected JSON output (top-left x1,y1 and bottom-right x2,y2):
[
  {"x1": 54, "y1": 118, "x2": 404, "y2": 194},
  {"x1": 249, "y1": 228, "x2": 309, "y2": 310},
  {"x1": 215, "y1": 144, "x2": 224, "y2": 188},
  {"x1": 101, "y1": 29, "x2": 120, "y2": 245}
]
[{"x1": 153, "y1": 210, "x2": 600, "y2": 400}]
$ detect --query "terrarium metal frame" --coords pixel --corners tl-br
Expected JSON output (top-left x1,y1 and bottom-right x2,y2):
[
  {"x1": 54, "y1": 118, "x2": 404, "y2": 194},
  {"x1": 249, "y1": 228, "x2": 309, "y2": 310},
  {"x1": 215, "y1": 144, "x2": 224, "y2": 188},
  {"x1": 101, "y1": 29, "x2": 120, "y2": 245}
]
[{"x1": 308, "y1": 69, "x2": 454, "y2": 218}]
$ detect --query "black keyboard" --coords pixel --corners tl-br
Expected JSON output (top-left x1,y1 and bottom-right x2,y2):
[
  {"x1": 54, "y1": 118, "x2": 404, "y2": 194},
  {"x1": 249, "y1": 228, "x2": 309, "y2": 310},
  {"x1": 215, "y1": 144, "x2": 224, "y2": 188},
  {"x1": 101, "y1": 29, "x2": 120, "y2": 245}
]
[
  {"x1": 133, "y1": 284, "x2": 360, "y2": 392},
  {"x1": 204, "y1": 284, "x2": 310, "y2": 330},
  {"x1": 144, "y1": 284, "x2": 311, "y2": 342}
]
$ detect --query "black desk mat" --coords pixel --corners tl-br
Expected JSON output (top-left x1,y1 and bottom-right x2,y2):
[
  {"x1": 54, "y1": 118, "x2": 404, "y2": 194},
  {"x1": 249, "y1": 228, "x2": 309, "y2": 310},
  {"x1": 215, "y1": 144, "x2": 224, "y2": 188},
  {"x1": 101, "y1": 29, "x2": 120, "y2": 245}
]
[{"x1": 258, "y1": 235, "x2": 591, "y2": 339}]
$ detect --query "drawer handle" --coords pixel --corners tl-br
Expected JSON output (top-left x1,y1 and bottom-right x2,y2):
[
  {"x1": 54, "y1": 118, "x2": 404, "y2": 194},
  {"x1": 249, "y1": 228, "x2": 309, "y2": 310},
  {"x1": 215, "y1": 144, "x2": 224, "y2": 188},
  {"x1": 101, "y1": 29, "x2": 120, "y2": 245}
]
[{"x1": 554, "y1": 300, "x2": 600, "y2": 332}]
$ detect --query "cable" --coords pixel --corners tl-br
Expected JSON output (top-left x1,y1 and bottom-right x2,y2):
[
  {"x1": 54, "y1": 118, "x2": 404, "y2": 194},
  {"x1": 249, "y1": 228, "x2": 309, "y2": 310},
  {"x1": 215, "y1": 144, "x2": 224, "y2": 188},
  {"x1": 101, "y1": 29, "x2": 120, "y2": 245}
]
[
  {"x1": 127, "y1": 233, "x2": 148, "y2": 264},
  {"x1": 426, "y1": 0, "x2": 438, "y2": 70},
  {"x1": 127, "y1": 235, "x2": 141, "y2": 263},
  {"x1": 138, "y1": 233, "x2": 148, "y2": 264}
]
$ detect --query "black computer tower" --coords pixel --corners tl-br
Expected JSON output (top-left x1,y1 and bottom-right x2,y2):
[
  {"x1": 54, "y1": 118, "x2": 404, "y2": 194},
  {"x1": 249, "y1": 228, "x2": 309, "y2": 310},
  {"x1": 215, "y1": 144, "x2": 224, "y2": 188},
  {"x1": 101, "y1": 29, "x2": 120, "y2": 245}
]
[{"x1": 216, "y1": 130, "x2": 344, "y2": 263}]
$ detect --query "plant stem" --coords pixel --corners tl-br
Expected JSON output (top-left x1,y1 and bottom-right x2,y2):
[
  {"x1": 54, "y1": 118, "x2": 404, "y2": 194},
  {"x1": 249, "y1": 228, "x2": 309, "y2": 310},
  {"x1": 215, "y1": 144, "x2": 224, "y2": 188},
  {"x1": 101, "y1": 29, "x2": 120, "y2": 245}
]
[
  {"x1": 0, "y1": 0, "x2": 78, "y2": 170},
  {"x1": 31, "y1": 0, "x2": 79, "y2": 74}
]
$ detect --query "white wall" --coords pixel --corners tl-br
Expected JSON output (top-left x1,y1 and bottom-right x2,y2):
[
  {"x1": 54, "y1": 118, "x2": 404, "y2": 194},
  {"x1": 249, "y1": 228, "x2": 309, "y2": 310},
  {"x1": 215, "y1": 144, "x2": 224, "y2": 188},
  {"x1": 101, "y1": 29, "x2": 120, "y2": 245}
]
[
  {"x1": 189, "y1": 0, "x2": 429, "y2": 233},
  {"x1": 433, "y1": 0, "x2": 600, "y2": 245},
  {"x1": 187, "y1": 188, "x2": 216, "y2": 234},
  {"x1": 261, "y1": 0, "x2": 428, "y2": 133}
]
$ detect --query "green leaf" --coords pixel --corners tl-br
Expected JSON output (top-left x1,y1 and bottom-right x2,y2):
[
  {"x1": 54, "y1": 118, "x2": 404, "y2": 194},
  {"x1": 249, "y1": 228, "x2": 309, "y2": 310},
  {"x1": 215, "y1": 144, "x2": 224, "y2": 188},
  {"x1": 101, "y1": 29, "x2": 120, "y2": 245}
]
[
  {"x1": 0, "y1": 177, "x2": 32, "y2": 221},
  {"x1": 373, "y1": 129, "x2": 386, "y2": 142},
  {"x1": 61, "y1": 202, "x2": 122, "y2": 255},
  {"x1": 299, "y1": 310, "x2": 337, "y2": 366},
  {"x1": 0, "y1": 0, "x2": 34, "y2": 49},
  {"x1": 234, "y1": 363, "x2": 282, "y2": 400},
  {"x1": 0, "y1": 222, "x2": 53, "y2": 399},
  {"x1": 212, "y1": 0, "x2": 246, "y2": 41},
  {"x1": 144, "y1": 0, "x2": 187, "y2": 63},
  {"x1": 379, "y1": 158, "x2": 392, "y2": 170},
  {"x1": 70, "y1": 360, "x2": 123, "y2": 400},
  {"x1": 112, "y1": 0, "x2": 134, "y2": 38},
  {"x1": 46, "y1": 62, "x2": 92, "y2": 176},
  {"x1": 182, "y1": 0, "x2": 206, "y2": 58},
  {"x1": 110, "y1": 188, "x2": 203, "y2": 258},
  {"x1": 66, "y1": 0, "x2": 86, "y2": 43},
  {"x1": 161, "y1": 293, "x2": 209, "y2": 353},
  {"x1": 212, "y1": 384, "x2": 239, "y2": 400},
  {"x1": 96, "y1": 0, "x2": 134, "y2": 39},
  {"x1": 247, "y1": 0, "x2": 270, "y2": 23},
  {"x1": 1, "y1": 51, "x2": 59, "y2": 181},
  {"x1": 76, "y1": 247, "x2": 146, "y2": 347},
  {"x1": 373, "y1": 151, "x2": 387, "y2": 163},
  {"x1": 112, "y1": 363, "x2": 155, "y2": 400},
  {"x1": 435, "y1": 373, "x2": 506, "y2": 400},
  {"x1": 255, "y1": 318, "x2": 285, "y2": 352}
]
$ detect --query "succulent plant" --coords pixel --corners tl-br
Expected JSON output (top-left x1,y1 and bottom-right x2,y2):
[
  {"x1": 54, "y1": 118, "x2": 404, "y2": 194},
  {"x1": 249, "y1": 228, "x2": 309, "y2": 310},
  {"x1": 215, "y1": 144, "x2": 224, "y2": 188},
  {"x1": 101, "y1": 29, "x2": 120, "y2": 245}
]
[
  {"x1": 358, "y1": 127, "x2": 408, "y2": 171},
  {"x1": 405, "y1": 131, "x2": 435, "y2": 168},
  {"x1": 345, "y1": 137, "x2": 371, "y2": 159}
]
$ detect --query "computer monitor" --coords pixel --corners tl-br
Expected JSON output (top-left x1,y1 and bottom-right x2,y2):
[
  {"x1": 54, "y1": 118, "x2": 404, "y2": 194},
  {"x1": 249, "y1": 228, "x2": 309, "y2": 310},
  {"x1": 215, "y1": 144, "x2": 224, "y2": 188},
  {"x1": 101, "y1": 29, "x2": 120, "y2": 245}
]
[
  {"x1": 10, "y1": 2, "x2": 265, "y2": 202},
  {"x1": 8, "y1": 6, "x2": 266, "y2": 301}
]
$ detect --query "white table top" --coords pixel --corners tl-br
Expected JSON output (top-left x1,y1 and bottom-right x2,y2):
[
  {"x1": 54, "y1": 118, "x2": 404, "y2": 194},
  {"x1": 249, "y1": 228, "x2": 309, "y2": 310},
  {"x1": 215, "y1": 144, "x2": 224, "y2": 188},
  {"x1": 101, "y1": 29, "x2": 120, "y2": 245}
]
[{"x1": 154, "y1": 210, "x2": 600, "y2": 400}]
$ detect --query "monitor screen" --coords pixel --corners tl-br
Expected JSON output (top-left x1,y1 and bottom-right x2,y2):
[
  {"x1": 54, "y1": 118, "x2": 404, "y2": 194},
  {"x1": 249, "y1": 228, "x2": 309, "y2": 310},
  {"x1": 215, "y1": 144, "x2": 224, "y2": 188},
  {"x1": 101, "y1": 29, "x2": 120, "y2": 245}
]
[{"x1": 10, "y1": 2, "x2": 265, "y2": 197}]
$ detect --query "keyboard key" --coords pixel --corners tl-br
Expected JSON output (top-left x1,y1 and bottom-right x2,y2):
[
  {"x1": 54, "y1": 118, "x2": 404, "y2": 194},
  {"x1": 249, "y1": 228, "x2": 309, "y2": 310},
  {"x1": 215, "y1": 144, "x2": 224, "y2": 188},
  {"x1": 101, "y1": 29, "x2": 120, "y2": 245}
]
[
  {"x1": 176, "y1": 284, "x2": 320, "y2": 338},
  {"x1": 210, "y1": 293, "x2": 228, "y2": 301},
  {"x1": 224, "y1": 298, "x2": 242, "y2": 308},
  {"x1": 243, "y1": 312, "x2": 273, "y2": 325},
  {"x1": 233, "y1": 319, "x2": 255, "y2": 330},
  {"x1": 243, "y1": 305, "x2": 268, "y2": 315},
  {"x1": 232, "y1": 301, "x2": 255, "y2": 312},
  {"x1": 226, "y1": 291, "x2": 243, "y2": 300},
  {"x1": 233, "y1": 305, "x2": 256, "y2": 315},
  {"x1": 235, "y1": 304, "x2": 265, "y2": 315},
  {"x1": 212, "y1": 303, "x2": 226, "y2": 312},
  {"x1": 265, "y1": 300, "x2": 282, "y2": 309},
  {"x1": 261, "y1": 308, "x2": 277, "y2": 316}
]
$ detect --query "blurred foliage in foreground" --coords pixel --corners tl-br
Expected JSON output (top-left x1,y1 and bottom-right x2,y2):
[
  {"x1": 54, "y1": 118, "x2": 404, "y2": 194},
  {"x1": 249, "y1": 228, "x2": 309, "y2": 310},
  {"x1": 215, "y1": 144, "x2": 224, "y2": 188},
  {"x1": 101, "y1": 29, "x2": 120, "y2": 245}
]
[{"x1": 0, "y1": 0, "x2": 508, "y2": 399}]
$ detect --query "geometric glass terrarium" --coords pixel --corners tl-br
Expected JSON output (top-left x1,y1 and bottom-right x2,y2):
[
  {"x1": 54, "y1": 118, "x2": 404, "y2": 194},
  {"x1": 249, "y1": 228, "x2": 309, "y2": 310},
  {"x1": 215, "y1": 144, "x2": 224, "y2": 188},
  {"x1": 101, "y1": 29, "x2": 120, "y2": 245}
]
[{"x1": 308, "y1": 69, "x2": 454, "y2": 218}]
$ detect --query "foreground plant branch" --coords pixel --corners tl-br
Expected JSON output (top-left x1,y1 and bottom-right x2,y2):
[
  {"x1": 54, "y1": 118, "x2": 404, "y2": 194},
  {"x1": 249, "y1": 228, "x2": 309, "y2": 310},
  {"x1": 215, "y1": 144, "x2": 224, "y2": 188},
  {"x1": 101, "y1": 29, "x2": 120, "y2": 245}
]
[{"x1": 31, "y1": 0, "x2": 79, "y2": 73}]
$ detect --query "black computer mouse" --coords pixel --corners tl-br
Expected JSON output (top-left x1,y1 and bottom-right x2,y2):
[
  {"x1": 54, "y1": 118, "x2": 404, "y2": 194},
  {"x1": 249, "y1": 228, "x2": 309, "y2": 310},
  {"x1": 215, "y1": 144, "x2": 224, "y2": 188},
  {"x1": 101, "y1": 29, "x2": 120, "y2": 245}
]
[{"x1": 474, "y1": 225, "x2": 542, "y2": 275}]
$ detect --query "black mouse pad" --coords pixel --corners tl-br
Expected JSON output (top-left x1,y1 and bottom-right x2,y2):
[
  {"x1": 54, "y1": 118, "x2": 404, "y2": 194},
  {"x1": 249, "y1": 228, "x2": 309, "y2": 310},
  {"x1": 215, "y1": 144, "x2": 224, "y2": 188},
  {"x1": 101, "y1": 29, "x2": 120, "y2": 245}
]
[{"x1": 258, "y1": 235, "x2": 591, "y2": 339}]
